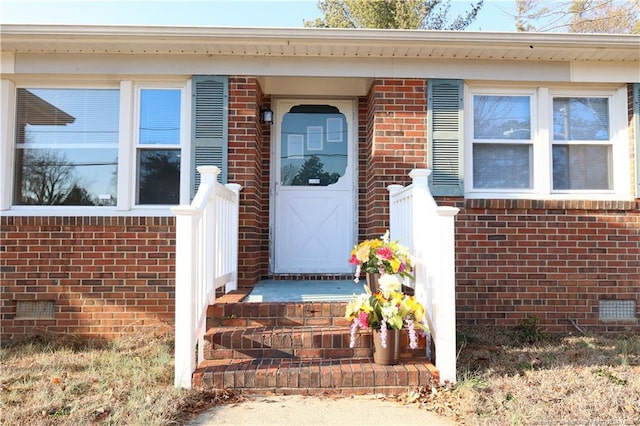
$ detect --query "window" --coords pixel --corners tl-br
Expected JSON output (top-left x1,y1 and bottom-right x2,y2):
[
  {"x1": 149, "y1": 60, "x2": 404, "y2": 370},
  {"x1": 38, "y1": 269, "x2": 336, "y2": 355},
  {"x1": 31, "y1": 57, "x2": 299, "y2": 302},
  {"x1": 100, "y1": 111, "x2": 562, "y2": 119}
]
[
  {"x1": 280, "y1": 105, "x2": 348, "y2": 187},
  {"x1": 135, "y1": 87, "x2": 183, "y2": 205},
  {"x1": 10, "y1": 82, "x2": 188, "y2": 211},
  {"x1": 552, "y1": 97, "x2": 611, "y2": 190},
  {"x1": 472, "y1": 94, "x2": 533, "y2": 189},
  {"x1": 466, "y1": 86, "x2": 629, "y2": 199},
  {"x1": 13, "y1": 88, "x2": 119, "y2": 206}
]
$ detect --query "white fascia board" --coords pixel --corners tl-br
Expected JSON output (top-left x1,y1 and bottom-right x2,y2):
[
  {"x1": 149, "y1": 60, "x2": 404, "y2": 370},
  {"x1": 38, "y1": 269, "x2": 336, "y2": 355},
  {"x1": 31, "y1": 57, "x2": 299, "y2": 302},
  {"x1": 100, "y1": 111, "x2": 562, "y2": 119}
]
[
  {"x1": 13, "y1": 53, "x2": 577, "y2": 82},
  {"x1": 571, "y1": 62, "x2": 640, "y2": 83},
  {"x1": 2, "y1": 25, "x2": 639, "y2": 66},
  {"x1": 2, "y1": 24, "x2": 639, "y2": 49}
]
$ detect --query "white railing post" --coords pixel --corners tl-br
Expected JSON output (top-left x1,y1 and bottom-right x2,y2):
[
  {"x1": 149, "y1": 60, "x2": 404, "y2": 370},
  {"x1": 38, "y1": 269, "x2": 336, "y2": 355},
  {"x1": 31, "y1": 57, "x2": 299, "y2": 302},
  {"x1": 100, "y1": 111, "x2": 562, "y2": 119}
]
[
  {"x1": 172, "y1": 205, "x2": 198, "y2": 389},
  {"x1": 201, "y1": 166, "x2": 219, "y2": 306},
  {"x1": 225, "y1": 183, "x2": 242, "y2": 293},
  {"x1": 434, "y1": 206, "x2": 459, "y2": 385}
]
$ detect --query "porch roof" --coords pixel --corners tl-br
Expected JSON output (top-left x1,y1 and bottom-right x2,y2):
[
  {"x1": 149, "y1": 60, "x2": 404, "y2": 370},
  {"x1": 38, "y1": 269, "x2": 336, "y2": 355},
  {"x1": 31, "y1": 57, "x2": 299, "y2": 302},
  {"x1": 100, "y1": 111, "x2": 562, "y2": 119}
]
[{"x1": 1, "y1": 24, "x2": 639, "y2": 63}]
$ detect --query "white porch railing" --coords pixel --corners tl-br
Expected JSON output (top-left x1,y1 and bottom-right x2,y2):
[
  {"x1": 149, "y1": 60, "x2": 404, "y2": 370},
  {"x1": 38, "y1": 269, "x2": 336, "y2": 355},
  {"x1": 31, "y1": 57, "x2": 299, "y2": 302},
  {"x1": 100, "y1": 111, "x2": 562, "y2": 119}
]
[
  {"x1": 388, "y1": 169, "x2": 459, "y2": 385},
  {"x1": 172, "y1": 166, "x2": 242, "y2": 389}
]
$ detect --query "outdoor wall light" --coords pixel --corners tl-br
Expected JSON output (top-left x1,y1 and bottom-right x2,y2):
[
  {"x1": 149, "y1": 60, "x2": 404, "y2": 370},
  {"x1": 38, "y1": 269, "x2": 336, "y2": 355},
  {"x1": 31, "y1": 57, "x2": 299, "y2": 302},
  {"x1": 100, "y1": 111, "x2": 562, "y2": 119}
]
[{"x1": 261, "y1": 108, "x2": 273, "y2": 125}]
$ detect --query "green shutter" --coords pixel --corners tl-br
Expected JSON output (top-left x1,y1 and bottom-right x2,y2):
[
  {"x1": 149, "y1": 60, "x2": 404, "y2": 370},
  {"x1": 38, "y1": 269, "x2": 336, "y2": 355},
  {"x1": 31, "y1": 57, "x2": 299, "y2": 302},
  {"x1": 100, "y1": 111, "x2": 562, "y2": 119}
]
[
  {"x1": 634, "y1": 83, "x2": 640, "y2": 198},
  {"x1": 191, "y1": 75, "x2": 228, "y2": 198},
  {"x1": 427, "y1": 79, "x2": 463, "y2": 196}
]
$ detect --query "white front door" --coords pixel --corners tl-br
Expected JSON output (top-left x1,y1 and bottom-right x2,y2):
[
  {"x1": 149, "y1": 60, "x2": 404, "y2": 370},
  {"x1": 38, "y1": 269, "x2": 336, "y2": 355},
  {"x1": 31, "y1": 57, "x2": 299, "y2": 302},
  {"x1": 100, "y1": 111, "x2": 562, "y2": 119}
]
[{"x1": 272, "y1": 99, "x2": 356, "y2": 273}]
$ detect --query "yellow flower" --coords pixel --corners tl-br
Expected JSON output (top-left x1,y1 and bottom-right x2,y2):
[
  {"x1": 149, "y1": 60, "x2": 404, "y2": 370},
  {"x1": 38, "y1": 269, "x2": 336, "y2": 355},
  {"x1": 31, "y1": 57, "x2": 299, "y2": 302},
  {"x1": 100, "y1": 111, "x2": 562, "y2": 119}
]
[
  {"x1": 389, "y1": 258, "x2": 401, "y2": 273},
  {"x1": 355, "y1": 243, "x2": 371, "y2": 262},
  {"x1": 345, "y1": 293, "x2": 372, "y2": 319},
  {"x1": 404, "y1": 296, "x2": 425, "y2": 322}
]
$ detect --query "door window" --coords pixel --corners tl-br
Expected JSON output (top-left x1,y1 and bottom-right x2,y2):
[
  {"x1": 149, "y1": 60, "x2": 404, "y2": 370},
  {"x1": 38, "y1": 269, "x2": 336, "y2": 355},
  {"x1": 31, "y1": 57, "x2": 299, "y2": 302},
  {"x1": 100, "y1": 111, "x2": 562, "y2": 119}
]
[{"x1": 280, "y1": 105, "x2": 347, "y2": 186}]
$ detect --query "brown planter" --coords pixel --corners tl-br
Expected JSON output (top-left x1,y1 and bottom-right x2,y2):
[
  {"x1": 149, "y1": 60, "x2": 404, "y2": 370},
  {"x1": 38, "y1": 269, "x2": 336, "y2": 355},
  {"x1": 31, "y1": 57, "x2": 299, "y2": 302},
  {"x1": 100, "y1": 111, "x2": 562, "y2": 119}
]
[
  {"x1": 373, "y1": 328, "x2": 400, "y2": 365},
  {"x1": 366, "y1": 272, "x2": 380, "y2": 293}
]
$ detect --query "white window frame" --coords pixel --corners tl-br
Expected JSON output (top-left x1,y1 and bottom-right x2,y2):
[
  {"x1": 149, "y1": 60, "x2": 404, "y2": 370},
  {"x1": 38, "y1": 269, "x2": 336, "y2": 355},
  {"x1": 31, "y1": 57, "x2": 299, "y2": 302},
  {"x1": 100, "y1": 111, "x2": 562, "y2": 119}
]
[
  {"x1": 1, "y1": 78, "x2": 191, "y2": 216},
  {"x1": 465, "y1": 87, "x2": 537, "y2": 195},
  {"x1": 131, "y1": 83, "x2": 189, "y2": 209},
  {"x1": 464, "y1": 84, "x2": 631, "y2": 200}
]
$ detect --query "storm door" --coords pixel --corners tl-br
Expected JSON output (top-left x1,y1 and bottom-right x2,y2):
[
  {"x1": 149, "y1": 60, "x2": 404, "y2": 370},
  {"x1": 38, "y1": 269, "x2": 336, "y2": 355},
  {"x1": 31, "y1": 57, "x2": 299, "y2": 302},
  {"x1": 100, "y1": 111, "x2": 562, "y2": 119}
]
[{"x1": 272, "y1": 100, "x2": 355, "y2": 273}]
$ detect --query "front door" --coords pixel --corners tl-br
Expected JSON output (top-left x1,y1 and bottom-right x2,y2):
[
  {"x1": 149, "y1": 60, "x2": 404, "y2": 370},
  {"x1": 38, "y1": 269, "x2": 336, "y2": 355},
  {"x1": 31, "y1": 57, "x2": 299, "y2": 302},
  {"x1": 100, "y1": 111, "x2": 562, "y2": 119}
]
[{"x1": 272, "y1": 99, "x2": 356, "y2": 273}]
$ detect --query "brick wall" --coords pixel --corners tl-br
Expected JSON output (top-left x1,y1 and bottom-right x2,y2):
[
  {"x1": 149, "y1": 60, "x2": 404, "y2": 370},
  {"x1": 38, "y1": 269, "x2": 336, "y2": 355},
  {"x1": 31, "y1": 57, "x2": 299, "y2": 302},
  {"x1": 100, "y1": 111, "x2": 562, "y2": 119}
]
[
  {"x1": 361, "y1": 79, "x2": 429, "y2": 238},
  {"x1": 228, "y1": 76, "x2": 270, "y2": 288},
  {"x1": 0, "y1": 216, "x2": 175, "y2": 339},
  {"x1": 447, "y1": 198, "x2": 640, "y2": 333}
]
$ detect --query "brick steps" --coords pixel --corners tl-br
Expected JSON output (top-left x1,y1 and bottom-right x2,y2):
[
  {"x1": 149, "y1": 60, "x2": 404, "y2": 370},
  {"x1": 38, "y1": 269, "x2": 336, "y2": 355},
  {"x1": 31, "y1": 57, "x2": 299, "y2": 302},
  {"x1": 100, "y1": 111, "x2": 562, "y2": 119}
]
[
  {"x1": 193, "y1": 358, "x2": 438, "y2": 396},
  {"x1": 195, "y1": 299, "x2": 437, "y2": 394}
]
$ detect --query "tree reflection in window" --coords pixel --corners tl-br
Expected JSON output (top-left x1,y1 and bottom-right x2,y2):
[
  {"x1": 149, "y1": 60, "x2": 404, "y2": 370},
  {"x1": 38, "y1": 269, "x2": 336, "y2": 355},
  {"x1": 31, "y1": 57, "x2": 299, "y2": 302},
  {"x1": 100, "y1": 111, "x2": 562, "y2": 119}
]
[
  {"x1": 138, "y1": 150, "x2": 180, "y2": 204},
  {"x1": 291, "y1": 155, "x2": 341, "y2": 186},
  {"x1": 280, "y1": 105, "x2": 347, "y2": 187},
  {"x1": 18, "y1": 149, "x2": 83, "y2": 205}
]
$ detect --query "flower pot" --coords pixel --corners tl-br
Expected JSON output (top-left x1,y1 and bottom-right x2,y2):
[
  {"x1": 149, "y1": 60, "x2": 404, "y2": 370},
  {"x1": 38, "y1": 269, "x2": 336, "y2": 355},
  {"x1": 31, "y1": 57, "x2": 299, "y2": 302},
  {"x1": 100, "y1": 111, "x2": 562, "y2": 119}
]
[
  {"x1": 366, "y1": 272, "x2": 380, "y2": 293},
  {"x1": 372, "y1": 329, "x2": 400, "y2": 365}
]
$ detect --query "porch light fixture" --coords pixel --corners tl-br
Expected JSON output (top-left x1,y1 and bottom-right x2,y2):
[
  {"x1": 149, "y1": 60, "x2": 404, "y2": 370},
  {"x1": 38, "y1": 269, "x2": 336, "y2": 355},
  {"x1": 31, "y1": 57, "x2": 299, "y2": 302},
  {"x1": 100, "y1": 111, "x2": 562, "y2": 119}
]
[{"x1": 261, "y1": 108, "x2": 273, "y2": 124}]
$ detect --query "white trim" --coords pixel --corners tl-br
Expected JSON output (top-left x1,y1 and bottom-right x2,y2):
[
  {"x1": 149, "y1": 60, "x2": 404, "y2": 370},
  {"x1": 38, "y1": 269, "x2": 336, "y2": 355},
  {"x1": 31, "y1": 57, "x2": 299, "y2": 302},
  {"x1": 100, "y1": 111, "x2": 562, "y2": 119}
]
[
  {"x1": 465, "y1": 84, "x2": 631, "y2": 200},
  {"x1": 0, "y1": 79, "x2": 16, "y2": 210},
  {"x1": 131, "y1": 82, "x2": 187, "y2": 207},
  {"x1": 0, "y1": 206, "x2": 176, "y2": 217},
  {"x1": 117, "y1": 80, "x2": 134, "y2": 210},
  {"x1": 179, "y1": 78, "x2": 192, "y2": 205},
  {"x1": 2, "y1": 24, "x2": 638, "y2": 61}
]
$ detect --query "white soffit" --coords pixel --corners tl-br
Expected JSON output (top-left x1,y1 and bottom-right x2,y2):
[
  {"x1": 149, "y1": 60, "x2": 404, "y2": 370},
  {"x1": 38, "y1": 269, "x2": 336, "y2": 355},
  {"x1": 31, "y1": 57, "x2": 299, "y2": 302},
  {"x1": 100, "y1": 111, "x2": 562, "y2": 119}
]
[{"x1": 1, "y1": 25, "x2": 639, "y2": 63}]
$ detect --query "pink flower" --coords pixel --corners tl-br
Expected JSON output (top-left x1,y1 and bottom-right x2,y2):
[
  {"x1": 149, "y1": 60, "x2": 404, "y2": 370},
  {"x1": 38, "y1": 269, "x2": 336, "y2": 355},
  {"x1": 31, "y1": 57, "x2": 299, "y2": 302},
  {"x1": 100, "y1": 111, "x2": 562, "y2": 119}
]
[
  {"x1": 349, "y1": 254, "x2": 359, "y2": 265},
  {"x1": 356, "y1": 311, "x2": 369, "y2": 329},
  {"x1": 376, "y1": 247, "x2": 393, "y2": 261}
]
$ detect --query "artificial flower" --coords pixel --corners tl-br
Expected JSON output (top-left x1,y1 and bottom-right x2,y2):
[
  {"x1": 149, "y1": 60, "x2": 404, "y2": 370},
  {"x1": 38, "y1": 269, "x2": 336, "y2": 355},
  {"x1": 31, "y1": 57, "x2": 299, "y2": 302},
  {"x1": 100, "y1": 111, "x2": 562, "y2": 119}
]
[
  {"x1": 349, "y1": 230, "x2": 413, "y2": 282},
  {"x1": 345, "y1": 273, "x2": 428, "y2": 349}
]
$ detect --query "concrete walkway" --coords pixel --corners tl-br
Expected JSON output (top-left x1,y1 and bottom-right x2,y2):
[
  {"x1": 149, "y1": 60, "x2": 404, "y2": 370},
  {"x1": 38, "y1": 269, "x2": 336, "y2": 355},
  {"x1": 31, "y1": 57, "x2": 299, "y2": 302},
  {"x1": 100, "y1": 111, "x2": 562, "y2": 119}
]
[{"x1": 187, "y1": 394, "x2": 455, "y2": 425}]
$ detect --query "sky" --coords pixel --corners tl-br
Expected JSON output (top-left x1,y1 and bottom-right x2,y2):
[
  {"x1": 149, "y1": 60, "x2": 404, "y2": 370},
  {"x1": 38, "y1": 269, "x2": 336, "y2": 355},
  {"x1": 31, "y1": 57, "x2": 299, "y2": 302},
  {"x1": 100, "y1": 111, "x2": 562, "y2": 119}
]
[{"x1": 1, "y1": 0, "x2": 518, "y2": 32}]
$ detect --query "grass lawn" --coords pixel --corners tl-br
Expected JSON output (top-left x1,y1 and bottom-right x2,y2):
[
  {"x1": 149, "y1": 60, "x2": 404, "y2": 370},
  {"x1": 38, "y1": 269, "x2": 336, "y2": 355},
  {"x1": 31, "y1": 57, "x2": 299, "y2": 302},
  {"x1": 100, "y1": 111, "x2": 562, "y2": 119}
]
[
  {"x1": 1, "y1": 323, "x2": 639, "y2": 425},
  {"x1": 402, "y1": 322, "x2": 640, "y2": 424}
]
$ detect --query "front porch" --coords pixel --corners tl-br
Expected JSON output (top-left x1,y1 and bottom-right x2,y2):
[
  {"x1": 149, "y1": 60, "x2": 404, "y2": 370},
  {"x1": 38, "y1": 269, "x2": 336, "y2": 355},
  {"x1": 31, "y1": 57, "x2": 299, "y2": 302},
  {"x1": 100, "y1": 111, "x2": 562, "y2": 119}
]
[{"x1": 173, "y1": 167, "x2": 459, "y2": 392}]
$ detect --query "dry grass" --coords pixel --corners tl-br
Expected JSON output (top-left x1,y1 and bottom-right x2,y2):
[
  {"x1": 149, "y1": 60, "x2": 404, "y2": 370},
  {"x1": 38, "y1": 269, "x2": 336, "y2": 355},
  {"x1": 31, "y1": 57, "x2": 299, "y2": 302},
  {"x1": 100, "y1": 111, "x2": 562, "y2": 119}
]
[
  {"x1": 1, "y1": 322, "x2": 639, "y2": 425},
  {"x1": 0, "y1": 330, "x2": 240, "y2": 426},
  {"x1": 400, "y1": 321, "x2": 640, "y2": 425}
]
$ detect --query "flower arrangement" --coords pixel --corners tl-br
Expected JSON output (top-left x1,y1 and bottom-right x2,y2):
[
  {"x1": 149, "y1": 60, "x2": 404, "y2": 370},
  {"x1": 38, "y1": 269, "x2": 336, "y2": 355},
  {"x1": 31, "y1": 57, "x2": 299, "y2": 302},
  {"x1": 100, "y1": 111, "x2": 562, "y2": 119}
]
[
  {"x1": 348, "y1": 230, "x2": 413, "y2": 282},
  {"x1": 345, "y1": 271, "x2": 428, "y2": 350}
]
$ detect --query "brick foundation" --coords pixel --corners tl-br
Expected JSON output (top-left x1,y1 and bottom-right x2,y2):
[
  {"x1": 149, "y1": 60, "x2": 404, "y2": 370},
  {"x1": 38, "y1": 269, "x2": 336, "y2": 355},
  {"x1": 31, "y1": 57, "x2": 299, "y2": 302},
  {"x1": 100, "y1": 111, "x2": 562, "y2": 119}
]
[
  {"x1": 450, "y1": 198, "x2": 640, "y2": 333},
  {"x1": 0, "y1": 216, "x2": 175, "y2": 339}
]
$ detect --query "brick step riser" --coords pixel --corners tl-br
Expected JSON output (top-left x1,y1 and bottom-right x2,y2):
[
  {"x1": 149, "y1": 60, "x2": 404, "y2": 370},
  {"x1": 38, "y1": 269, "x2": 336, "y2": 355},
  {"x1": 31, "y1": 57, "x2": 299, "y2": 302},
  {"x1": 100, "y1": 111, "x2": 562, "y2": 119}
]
[
  {"x1": 207, "y1": 301, "x2": 349, "y2": 324},
  {"x1": 193, "y1": 359, "x2": 438, "y2": 395},
  {"x1": 204, "y1": 327, "x2": 426, "y2": 360},
  {"x1": 205, "y1": 347, "x2": 374, "y2": 360},
  {"x1": 208, "y1": 317, "x2": 352, "y2": 328}
]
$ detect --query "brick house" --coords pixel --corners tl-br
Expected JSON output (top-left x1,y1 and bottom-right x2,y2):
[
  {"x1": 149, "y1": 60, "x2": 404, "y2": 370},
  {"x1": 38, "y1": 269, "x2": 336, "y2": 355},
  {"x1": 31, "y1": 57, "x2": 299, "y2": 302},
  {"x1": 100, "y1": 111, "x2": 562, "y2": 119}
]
[{"x1": 1, "y1": 25, "x2": 639, "y2": 342}]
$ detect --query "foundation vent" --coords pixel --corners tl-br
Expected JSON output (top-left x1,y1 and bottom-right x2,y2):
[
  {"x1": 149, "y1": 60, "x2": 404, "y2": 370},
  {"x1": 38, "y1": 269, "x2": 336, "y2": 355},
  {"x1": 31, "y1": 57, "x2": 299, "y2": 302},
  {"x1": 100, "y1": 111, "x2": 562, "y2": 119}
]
[
  {"x1": 598, "y1": 299, "x2": 636, "y2": 321},
  {"x1": 15, "y1": 300, "x2": 55, "y2": 319}
]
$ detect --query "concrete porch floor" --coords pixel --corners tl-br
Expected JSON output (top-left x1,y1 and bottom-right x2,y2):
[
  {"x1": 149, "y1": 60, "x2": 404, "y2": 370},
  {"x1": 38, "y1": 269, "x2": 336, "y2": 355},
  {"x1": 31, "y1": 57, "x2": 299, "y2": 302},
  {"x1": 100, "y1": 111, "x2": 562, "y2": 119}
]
[{"x1": 246, "y1": 279, "x2": 365, "y2": 302}]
